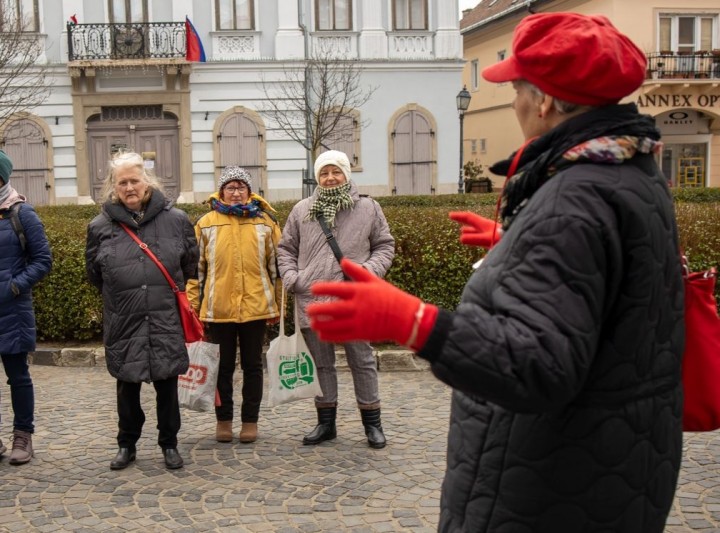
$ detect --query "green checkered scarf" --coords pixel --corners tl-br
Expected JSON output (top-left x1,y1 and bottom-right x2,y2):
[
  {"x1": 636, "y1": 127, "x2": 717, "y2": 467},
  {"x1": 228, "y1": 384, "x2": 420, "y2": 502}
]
[{"x1": 306, "y1": 182, "x2": 353, "y2": 227}]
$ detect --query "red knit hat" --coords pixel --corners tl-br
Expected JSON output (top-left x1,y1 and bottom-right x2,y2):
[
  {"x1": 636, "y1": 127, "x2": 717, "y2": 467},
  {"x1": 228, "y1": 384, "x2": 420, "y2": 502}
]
[{"x1": 482, "y1": 12, "x2": 647, "y2": 106}]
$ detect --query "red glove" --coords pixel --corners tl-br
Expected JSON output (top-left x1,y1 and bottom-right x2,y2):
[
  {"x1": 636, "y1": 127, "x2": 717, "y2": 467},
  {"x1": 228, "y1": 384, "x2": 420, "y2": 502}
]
[
  {"x1": 449, "y1": 211, "x2": 501, "y2": 249},
  {"x1": 307, "y1": 259, "x2": 438, "y2": 350}
]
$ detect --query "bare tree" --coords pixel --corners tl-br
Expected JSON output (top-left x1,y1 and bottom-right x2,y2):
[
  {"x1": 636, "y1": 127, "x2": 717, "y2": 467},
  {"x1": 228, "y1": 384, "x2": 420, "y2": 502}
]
[
  {"x1": 0, "y1": 3, "x2": 51, "y2": 131},
  {"x1": 261, "y1": 47, "x2": 377, "y2": 163}
]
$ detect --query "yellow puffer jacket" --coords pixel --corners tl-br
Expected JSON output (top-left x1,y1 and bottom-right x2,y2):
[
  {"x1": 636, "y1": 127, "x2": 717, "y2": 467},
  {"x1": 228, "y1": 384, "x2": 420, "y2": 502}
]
[{"x1": 187, "y1": 193, "x2": 281, "y2": 323}]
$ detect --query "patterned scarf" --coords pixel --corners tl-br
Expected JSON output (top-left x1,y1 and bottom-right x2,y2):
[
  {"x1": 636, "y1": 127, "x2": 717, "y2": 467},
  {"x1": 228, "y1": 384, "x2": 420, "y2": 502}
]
[
  {"x1": 306, "y1": 182, "x2": 354, "y2": 226},
  {"x1": 211, "y1": 196, "x2": 264, "y2": 218},
  {"x1": 489, "y1": 104, "x2": 662, "y2": 230}
]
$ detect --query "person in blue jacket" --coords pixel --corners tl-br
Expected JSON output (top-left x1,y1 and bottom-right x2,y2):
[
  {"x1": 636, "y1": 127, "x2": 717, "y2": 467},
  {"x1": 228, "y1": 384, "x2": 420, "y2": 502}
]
[{"x1": 0, "y1": 149, "x2": 52, "y2": 465}]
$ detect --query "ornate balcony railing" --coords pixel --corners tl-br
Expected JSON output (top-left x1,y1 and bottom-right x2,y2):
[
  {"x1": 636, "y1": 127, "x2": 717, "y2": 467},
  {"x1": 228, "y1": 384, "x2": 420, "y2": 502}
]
[
  {"x1": 67, "y1": 22, "x2": 187, "y2": 61},
  {"x1": 646, "y1": 51, "x2": 720, "y2": 80}
]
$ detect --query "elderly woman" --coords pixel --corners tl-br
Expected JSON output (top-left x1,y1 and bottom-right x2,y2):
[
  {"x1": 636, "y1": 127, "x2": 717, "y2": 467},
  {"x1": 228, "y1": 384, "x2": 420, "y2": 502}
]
[
  {"x1": 277, "y1": 150, "x2": 395, "y2": 449},
  {"x1": 187, "y1": 167, "x2": 281, "y2": 444},
  {"x1": 85, "y1": 151, "x2": 198, "y2": 471},
  {"x1": 307, "y1": 13, "x2": 683, "y2": 532}
]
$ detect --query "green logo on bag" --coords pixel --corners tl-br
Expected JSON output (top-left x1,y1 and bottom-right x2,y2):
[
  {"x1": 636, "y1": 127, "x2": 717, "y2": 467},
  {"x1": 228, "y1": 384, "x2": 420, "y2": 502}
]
[{"x1": 278, "y1": 351, "x2": 316, "y2": 390}]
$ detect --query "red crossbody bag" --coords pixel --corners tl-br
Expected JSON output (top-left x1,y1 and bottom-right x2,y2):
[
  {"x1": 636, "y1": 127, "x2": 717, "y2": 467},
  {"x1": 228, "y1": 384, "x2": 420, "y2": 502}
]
[{"x1": 119, "y1": 222, "x2": 204, "y2": 344}]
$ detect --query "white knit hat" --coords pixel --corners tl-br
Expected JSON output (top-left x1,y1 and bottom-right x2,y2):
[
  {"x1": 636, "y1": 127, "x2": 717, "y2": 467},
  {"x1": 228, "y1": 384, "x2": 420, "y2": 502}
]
[
  {"x1": 218, "y1": 166, "x2": 252, "y2": 192},
  {"x1": 313, "y1": 150, "x2": 351, "y2": 183}
]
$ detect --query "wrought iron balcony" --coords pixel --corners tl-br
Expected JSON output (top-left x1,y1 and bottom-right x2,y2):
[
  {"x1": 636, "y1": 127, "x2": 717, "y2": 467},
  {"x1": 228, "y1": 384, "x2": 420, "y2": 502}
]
[
  {"x1": 646, "y1": 51, "x2": 720, "y2": 80},
  {"x1": 67, "y1": 22, "x2": 187, "y2": 61}
]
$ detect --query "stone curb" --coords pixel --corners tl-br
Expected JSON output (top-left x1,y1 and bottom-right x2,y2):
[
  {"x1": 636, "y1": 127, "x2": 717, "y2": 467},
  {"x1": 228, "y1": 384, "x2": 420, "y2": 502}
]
[{"x1": 29, "y1": 345, "x2": 429, "y2": 372}]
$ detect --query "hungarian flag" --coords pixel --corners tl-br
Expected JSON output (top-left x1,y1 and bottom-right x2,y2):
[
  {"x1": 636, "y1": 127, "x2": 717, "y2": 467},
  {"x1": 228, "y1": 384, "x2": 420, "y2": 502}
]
[
  {"x1": 68, "y1": 14, "x2": 78, "y2": 25},
  {"x1": 185, "y1": 17, "x2": 206, "y2": 62}
]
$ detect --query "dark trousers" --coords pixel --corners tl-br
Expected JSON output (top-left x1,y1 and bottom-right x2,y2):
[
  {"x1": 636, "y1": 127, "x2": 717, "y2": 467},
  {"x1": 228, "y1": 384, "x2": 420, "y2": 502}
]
[
  {"x1": 116, "y1": 377, "x2": 180, "y2": 450},
  {"x1": 209, "y1": 320, "x2": 266, "y2": 423},
  {"x1": 0, "y1": 352, "x2": 34, "y2": 433}
]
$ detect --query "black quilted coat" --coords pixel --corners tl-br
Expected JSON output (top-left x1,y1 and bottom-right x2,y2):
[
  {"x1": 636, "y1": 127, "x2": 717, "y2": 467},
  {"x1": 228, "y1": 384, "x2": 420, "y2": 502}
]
[
  {"x1": 85, "y1": 190, "x2": 198, "y2": 383},
  {"x1": 418, "y1": 105, "x2": 684, "y2": 533}
]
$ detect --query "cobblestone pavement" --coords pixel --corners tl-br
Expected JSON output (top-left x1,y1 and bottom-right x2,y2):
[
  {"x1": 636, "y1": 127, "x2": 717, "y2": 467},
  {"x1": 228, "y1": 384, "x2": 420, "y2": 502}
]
[{"x1": 0, "y1": 365, "x2": 718, "y2": 532}]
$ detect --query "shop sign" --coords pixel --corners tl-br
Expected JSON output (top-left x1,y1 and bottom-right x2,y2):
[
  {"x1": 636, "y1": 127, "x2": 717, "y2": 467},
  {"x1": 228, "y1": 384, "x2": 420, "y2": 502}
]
[{"x1": 636, "y1": 94, "x2": 720, "y2": 109}]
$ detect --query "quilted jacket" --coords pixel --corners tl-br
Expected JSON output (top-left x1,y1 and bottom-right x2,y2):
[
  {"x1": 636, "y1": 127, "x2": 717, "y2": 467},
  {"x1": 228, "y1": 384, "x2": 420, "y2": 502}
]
[
  {"x1": 0, "y1": 199, "x2": 52, "y2": 355},
  {"x1": 85, "y1": 190, "x2": 198, "y2": 383},
  {"x1": 187, "y1": 192, "x2": 282, "y2": 323},
  {"x1": 277, "y1": 181, "x2": 395, "y2": 329},
  {"x1": 418, "y1": 152, "x2": 684, "y2": 532}
]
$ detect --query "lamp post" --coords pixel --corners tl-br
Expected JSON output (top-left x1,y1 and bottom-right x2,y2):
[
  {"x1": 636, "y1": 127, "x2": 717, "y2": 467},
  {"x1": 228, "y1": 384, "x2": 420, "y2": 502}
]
[{"x1": 456, "y1": 86, "x2": 472, "y2": 194}]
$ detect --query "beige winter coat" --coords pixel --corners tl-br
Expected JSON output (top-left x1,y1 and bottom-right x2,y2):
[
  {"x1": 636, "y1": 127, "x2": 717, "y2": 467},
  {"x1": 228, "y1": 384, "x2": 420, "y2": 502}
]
[{"x1": 277, "y1": 182, "x2": 395, "y2": 329}]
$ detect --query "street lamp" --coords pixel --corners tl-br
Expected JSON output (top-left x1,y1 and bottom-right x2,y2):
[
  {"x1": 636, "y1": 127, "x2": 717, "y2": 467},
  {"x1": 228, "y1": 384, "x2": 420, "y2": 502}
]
[{"x1": 456, "y1": 86, "x2": 472, "y2": 194}]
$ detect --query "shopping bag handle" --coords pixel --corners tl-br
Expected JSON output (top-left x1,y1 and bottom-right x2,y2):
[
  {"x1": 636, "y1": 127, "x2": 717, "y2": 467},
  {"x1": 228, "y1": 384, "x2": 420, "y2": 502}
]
[{"x1": 278, "y1": 286, "x2": 286, "y2": 337}]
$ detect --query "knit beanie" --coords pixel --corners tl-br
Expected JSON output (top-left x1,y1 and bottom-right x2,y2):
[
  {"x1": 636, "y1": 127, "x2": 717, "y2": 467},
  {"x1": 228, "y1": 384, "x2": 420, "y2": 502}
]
[
  {"x1": 314, "y1": 150, "x2": 351, "y2": 183},
  {"x1": 218, "y1": 166, "x2": 252, "y2": 192},
  {"x1": 0, "y1": 150, "x2": 12, "y2": 185}
]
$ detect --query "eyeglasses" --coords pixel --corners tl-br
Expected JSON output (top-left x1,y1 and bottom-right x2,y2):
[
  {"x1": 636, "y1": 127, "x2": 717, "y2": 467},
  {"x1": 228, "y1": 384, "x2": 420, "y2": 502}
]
[{"x1": 224, "y1": 186, "x2": 247, "y2": 194}]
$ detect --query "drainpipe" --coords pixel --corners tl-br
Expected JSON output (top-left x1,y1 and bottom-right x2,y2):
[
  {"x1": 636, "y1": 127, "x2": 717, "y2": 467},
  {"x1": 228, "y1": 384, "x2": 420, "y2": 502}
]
[{"x1": 298, "y1": 0, "x2": 313, "y2": 198}]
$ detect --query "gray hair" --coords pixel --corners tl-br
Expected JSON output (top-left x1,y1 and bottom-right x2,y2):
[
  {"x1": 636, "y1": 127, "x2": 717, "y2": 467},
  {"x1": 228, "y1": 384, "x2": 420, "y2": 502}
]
[
  {"x1": 99, "y1": 151, "x2": 163, "y2": 204},
  {"x1": 516, "y1": 79, "x2": 593, "y2": 115}
]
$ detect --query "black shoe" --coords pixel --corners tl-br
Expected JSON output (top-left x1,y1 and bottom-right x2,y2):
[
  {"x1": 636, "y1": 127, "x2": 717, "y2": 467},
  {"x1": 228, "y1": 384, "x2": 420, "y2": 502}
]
[
  {"x1": 302, "y1": 423, "x2": 337, "y2": 445},
  {"x1": 110, "y1": 448, "x2": 136, "y2": 470},
  {"x1": 162, "y1": 448, "x2": 184, "y2": 469},
  {"x1": 303, "y1": 407, "x2": 337, "y2": 445},
  {"x1": 360, "y1": 408, "x2": 387, "y2": 449}
]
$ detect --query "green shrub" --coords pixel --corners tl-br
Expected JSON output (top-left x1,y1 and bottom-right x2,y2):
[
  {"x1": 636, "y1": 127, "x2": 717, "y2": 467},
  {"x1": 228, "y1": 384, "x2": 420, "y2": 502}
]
[{"x1": 30, "y1": 190, "x2": 720, "y2": 341}]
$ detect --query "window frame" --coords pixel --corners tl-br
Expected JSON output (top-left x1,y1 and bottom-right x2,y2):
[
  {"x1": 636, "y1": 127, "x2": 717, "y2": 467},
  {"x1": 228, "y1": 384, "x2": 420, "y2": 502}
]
[
  {"x1": 315, "y1": 0, "x2": 352, "y2": 31},
  {"x1": 215, "y1": 0, "x2": 255, "y2": 31},
  {"x1": 108, "y1": 0, "x2": 148, "y2": 24},
  {"x1": 392, "y1": 0, "x2": 428, "y2": 31},
  {"x1": 1, "y1": 0, "x2": 39, "y2": 32},
  {"x1": 320, "y1": 108, "x2": 362, "y2": 170},
  {"x1": 470, "y1": 59, "x2": 479, "y2": 91},
  {"x1": 658, "y1": 12, "x2": 718, "y2": 52}
]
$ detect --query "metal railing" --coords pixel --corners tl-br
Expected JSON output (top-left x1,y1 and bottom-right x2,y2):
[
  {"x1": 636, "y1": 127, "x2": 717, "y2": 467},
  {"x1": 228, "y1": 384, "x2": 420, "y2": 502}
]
[
  {"x1": 646, "y1": 51, "x2": 720, "y2": 80},
  {"x1": 67, "y1": 22, "x2": 186, "y2": 61}
]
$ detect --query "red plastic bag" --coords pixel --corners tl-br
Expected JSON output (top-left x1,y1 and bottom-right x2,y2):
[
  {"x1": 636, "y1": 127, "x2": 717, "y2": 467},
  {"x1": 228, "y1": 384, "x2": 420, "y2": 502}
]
[{"x1": 682, "y1": 265, "x2": 720, "y2": 431}]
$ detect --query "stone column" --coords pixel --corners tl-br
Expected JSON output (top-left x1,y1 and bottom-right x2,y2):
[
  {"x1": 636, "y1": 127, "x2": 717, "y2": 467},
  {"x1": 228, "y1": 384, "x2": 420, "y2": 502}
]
[
  {"x1": 435, "y1": 0, "x2": 462, "y2": 59},
  {"x1": 359, "y1": 0, "x2": 388, "y2": 59},
  {"x1": 276, "y1": 0, "x2": 305, "y2": 59}
]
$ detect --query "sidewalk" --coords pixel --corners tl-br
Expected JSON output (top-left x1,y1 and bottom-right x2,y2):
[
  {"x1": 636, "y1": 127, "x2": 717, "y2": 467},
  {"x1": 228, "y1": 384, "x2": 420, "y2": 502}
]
[
  {"x1": 30, "y1": 343, "x2": 429, "y2": 372},
  {"x1": 7, "y1": 348, "x2": 720, "y2": 532}
]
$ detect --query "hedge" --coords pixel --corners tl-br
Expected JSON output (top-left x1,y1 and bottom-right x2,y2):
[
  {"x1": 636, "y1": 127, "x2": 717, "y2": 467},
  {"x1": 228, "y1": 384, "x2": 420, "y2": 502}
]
[{"x1": 30, "y1": 190, "x2": 720, "y2": 342}]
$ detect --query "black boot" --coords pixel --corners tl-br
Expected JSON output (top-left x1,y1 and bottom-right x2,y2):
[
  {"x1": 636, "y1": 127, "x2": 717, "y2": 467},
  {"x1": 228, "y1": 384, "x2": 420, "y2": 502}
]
[
  {"x1": 110, "y1": 448, "x2": 136, "y2": 470},
  {"x1": 360, "y1": 408, "x2": 386, "y2": 449},
  {"x1": 303, "y1": 407, "x2": 337, "y2": 445}
]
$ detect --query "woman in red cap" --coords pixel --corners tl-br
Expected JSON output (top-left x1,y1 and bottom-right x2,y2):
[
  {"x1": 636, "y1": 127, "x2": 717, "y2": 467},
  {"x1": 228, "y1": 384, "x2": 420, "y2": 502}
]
[{"x1": 306, "y1": 12, "x2": 683, "y2": 533}]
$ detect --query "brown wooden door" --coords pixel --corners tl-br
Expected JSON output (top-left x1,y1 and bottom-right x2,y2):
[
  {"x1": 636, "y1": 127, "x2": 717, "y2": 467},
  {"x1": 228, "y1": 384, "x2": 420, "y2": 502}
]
[
  {"x1": 1, "y1": 118, "x2": 51, "y2": 206},
  {"x1": 218, "y1": 112, "x2": 265, "y2": 194},
  {"x1": 87, "y1": 117, "x2": 179, "y2": 202},
  {"x1": 391, "y1": 110, "x2": 434, "y2": 195}
]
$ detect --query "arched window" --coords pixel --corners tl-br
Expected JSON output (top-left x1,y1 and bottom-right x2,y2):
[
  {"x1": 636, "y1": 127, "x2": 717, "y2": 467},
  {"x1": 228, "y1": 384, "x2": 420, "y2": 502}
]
[
  {"x1": 389, "y1": 105, "x2": 437, "y2": 195},
  {"x1": 215, "y1": 107, "x2": 267, "y2": 195}
]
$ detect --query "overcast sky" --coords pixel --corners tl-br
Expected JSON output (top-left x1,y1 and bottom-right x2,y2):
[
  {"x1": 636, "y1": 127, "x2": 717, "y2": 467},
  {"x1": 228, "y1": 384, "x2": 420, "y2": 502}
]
[{"x1": 459, "y1": 0, "x2": 479, "y2": 17}]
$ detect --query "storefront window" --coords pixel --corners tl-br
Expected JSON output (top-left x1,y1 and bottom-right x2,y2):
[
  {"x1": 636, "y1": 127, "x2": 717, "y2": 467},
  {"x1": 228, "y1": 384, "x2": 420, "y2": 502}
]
[{"x1": 662, "y1": 143, "x2": 707, "y2": 187}]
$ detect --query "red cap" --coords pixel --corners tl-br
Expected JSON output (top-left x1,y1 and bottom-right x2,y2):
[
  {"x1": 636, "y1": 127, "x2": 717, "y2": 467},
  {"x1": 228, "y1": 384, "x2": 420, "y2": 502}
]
[{"x1": 482, "y1": 12, "x2": 647, "y2": 106}]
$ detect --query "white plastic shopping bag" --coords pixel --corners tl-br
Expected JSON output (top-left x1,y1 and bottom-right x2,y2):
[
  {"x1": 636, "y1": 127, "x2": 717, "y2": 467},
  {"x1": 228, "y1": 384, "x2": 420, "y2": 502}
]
[
  {"x1": 178, "y1": 340, "x2": 220, "y2": 412},
  {"x1": 266, "y1": 289, "x2": 322, "y2": 407}
]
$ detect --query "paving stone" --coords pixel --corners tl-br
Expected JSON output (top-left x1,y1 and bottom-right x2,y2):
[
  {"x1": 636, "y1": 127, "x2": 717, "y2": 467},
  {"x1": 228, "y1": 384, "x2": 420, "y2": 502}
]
[{"x1": 0, "y1": 364, "x2": 717, "y2": 530}]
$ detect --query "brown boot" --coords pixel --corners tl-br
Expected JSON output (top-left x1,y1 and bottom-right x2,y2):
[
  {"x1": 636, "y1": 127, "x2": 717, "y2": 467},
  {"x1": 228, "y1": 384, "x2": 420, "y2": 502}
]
[
  {"x1": 216, "y1": 420, "x2": 233, "y2": 442},
  {"x1": 9, "y1": 430, "x2": 33, "y2": 465},
  {"x1": 238, "y1": 422, "x2": 257, "y2": 443}
]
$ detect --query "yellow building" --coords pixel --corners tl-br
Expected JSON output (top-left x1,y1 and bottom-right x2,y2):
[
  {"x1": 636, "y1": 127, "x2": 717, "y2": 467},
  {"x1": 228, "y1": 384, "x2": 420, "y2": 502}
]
[{"x1": 461, "y1": 0, "x2": 720, "y2": 188}]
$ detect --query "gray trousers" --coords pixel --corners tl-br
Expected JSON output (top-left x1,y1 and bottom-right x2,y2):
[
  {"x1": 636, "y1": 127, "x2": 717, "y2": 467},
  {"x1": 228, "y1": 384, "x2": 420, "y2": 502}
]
[{"x1": 301, "y1": 328, "x2": 380, "y2": 409}]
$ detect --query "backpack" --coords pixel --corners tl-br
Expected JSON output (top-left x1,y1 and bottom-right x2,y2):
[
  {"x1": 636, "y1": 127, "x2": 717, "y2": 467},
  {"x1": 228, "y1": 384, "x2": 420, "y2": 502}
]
[{"x1": 0, "y1": 203, "x2": 27, "y2": 253}]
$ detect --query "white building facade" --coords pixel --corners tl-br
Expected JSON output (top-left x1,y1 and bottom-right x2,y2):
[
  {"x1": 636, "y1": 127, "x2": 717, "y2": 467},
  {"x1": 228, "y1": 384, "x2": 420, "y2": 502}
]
[{"x1": 0, "y1": 0, "x2": 465, "y2": 205}]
